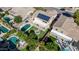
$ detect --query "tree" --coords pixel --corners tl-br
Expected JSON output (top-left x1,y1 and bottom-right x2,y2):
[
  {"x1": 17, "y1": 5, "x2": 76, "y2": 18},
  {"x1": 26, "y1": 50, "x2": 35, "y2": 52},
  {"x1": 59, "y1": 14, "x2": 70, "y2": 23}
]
[
  {"x1": 0, "y1": 8, "x2": 3, "y2": 12},
  {"x1": 0, "y1": 13, "x2": 5, "y2": 17},
  {"x1": 14, "y1": 16, "x2": 22, "y2": 23},
  {"x1": 5, "y1": 11, "x2": 9, "y2": 15},
  {"x1": 44, "y1": 36, "x2": 60, "y2": 51},
  {"x1": 26, "y1": 40, "x2": 36, "y2": 51},
  {"x1": 73, "y1": 10, "x2": 79, "y2": 25}
]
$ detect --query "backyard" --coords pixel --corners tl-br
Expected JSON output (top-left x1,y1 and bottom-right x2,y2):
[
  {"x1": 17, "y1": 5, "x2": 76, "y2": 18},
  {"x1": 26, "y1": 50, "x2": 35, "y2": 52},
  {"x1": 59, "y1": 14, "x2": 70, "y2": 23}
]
[{"x1": 39, "y1": 36, "x2": 60, "y2": 51}]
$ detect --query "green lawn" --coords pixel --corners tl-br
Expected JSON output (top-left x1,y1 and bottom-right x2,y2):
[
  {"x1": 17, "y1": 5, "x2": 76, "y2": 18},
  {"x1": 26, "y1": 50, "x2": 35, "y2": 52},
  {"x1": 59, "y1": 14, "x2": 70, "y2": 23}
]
[
  {"x1": 38, "y1": 30, "x2": 47, "y2": 39},
  {"x1": 29, "y1": 26, "x2": 48, "y2": 38},
  {"x1": 39, "y1": 36, "x2": 60, "y2": 51},
  {"x1": 16, "y1": 31, "x2": 28, "y2": 41},
  {"x1": 45, "y1": 36, "x2": 60, "y2": 51},
  {"x1": 16, "y1": 27, "x2": 39, "y2": 51}
]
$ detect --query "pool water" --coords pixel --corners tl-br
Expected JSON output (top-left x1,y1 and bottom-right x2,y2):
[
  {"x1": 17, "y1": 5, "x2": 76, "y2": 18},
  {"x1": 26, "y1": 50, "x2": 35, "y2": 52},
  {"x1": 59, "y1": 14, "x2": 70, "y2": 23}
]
[
  {"x1": 8, "y1": 36, "x2": 19, "y2": 49},
  {"x1": 0, "y1": 38, "x2": 3, "y2": 41},
  {"x1": 21, "y1": 24, "x2": 32, "y2": 32},
  {"x1": 63, "y1": 47, "x2": 70, "y2": 51},
  {"x1": 8, "y1": 37, "x2": 19, "y2": 45},
  {"x1": 0, "y1": 25, "x2": 9, "y2": 33},
  {"x1": 3, "y1": 17, "x2": 11, "y2": 23}
]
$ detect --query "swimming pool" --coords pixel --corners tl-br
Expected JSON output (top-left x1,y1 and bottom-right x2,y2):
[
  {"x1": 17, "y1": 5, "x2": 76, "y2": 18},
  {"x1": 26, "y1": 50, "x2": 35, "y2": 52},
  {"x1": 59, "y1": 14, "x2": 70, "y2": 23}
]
[
  {"x1": 3, "y1": 17, "x2": 11, "y2": 23},
  {"x1": 63, "y1": 47, "x2": 70, "y2": 51},
  {"x1": 21, "y1": 24, "x2": 32, "y2": 32},
  {"x1": 0, "y1": 38, "x2": 3, "y2": 41},
  {"x1": 0, "y1": 24, "x2": 9, "y2": 33},
  {"x1": 8, "y1": 36, "x2": 19, "y2": 45},
  {"x1": 8, "y1": 36, "x2": 19, "y2": 49}
]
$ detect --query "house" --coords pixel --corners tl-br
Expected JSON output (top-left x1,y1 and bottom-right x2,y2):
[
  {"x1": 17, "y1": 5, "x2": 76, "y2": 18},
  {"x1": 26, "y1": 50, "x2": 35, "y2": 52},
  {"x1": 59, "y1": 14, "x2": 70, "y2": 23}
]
[
  {"x1": 9, "y1": 7, "x2": 35, "y2": 20},
  {"x1": 51, "y1": 14, "x2": 79, "y2": 41},
  {"x1": 32, "y1": 10, "x2": 57, "y2": 31}
]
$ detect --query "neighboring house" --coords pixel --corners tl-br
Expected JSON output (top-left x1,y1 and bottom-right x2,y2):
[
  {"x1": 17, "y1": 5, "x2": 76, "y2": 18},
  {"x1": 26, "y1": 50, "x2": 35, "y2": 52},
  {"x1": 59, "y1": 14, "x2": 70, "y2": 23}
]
[
  {"x1": 51, "y1": 14, "x2": 79, "y2": 41},
  {"x1": 32, "y1": 10, "x2": 57, "y2": 31},
  {"x1": 50, "y1": 14, "x2": 79, "y2": 51},
  {"x1": 9, "y1": 7, "x2": 35, "y2": 20}
]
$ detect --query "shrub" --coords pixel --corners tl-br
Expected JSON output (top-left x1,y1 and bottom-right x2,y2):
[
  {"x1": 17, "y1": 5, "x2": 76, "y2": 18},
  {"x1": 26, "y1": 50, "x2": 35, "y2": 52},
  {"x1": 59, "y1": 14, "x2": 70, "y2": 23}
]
[
  {"x1": 14, "y1": 16, "x2": 22, "y2": 23},
  {"x1": 73, "y1": 10, "x2": 79, "y2": 25}
]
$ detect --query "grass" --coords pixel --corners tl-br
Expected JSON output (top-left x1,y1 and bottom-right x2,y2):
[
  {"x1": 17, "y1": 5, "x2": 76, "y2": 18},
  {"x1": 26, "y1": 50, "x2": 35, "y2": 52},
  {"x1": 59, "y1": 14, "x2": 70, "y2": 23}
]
[
  {"x1": 20, "y1": 46, "x2": 27, "y2": 51},
  {"x1": 16, "y1": 27, "x2": 39, "y2": 51},
  {"x1": 38, "y1": 29, "x2": 48, "y2": 39},
  {"x1": 16, "y1": 31, "x2": 28, "y2": 41},
  {"x1": 29, "y1": 26, "x2": 48, "y2": 38},
  {"x1": 39, "y1": 36, "x2": 60, "y2": 51},
  {"x1": 45, "y1": 36, "x2": 60, "y2": 51}
]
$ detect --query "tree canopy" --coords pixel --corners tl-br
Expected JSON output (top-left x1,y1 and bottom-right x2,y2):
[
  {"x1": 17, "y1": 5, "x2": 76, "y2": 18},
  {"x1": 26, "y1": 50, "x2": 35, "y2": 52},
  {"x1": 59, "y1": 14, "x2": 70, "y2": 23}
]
[
  {"x1": 73, "y1": 10, "x2": 79, "y2": 25},
  {"x1": 14, "y1": 16, "x2": 22, "y2": 23}
]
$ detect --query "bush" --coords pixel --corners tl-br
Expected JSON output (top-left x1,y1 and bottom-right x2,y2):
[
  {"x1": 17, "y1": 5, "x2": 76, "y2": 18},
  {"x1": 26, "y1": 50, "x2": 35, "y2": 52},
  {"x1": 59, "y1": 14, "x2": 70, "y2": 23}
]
[
  {"x1": 73, "y1": 10, "x2": 79, "y2": 25},
  {"x1": 0, "y1": 13, "x2": 5, "y2": 17},
  {"x1": 14, "y1": 16, "x2": 22, "y2": 23},
  {"x1": 5, "y1": 11, "x2": 9, "y2": 15},
  {"x1": 44, "y1": 36, "x2": 60, "y2": 51},
  {"x1": 26, "y1": 39, "x2": 37, "y2": 51}
]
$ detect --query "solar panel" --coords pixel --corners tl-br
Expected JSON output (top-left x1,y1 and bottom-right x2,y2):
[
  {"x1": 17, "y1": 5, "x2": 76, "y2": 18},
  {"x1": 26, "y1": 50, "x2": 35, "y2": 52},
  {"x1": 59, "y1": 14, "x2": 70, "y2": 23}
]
[{"x1": 37, "y1": 13, "x2": 50, "y2": 21}]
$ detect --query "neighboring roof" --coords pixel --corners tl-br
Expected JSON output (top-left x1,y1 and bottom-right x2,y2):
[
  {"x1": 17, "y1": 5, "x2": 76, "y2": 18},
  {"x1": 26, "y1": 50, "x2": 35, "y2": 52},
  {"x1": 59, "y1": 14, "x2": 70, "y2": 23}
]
[
  {"x1": 53, "y1": 14, "x2": 79, "y2": 41},
  {"x1": 9, "y1": 7, "x2": 35, "y2": 19},
  {"x1": 53, "y1": 14, "x2": 67, "y2": 27},
  {"x1": 61, "y1": 17, "x2": 79, "y2": 41},
  {"x1": 51, "y1": 29, "x2": 72, "y2": 41}
]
